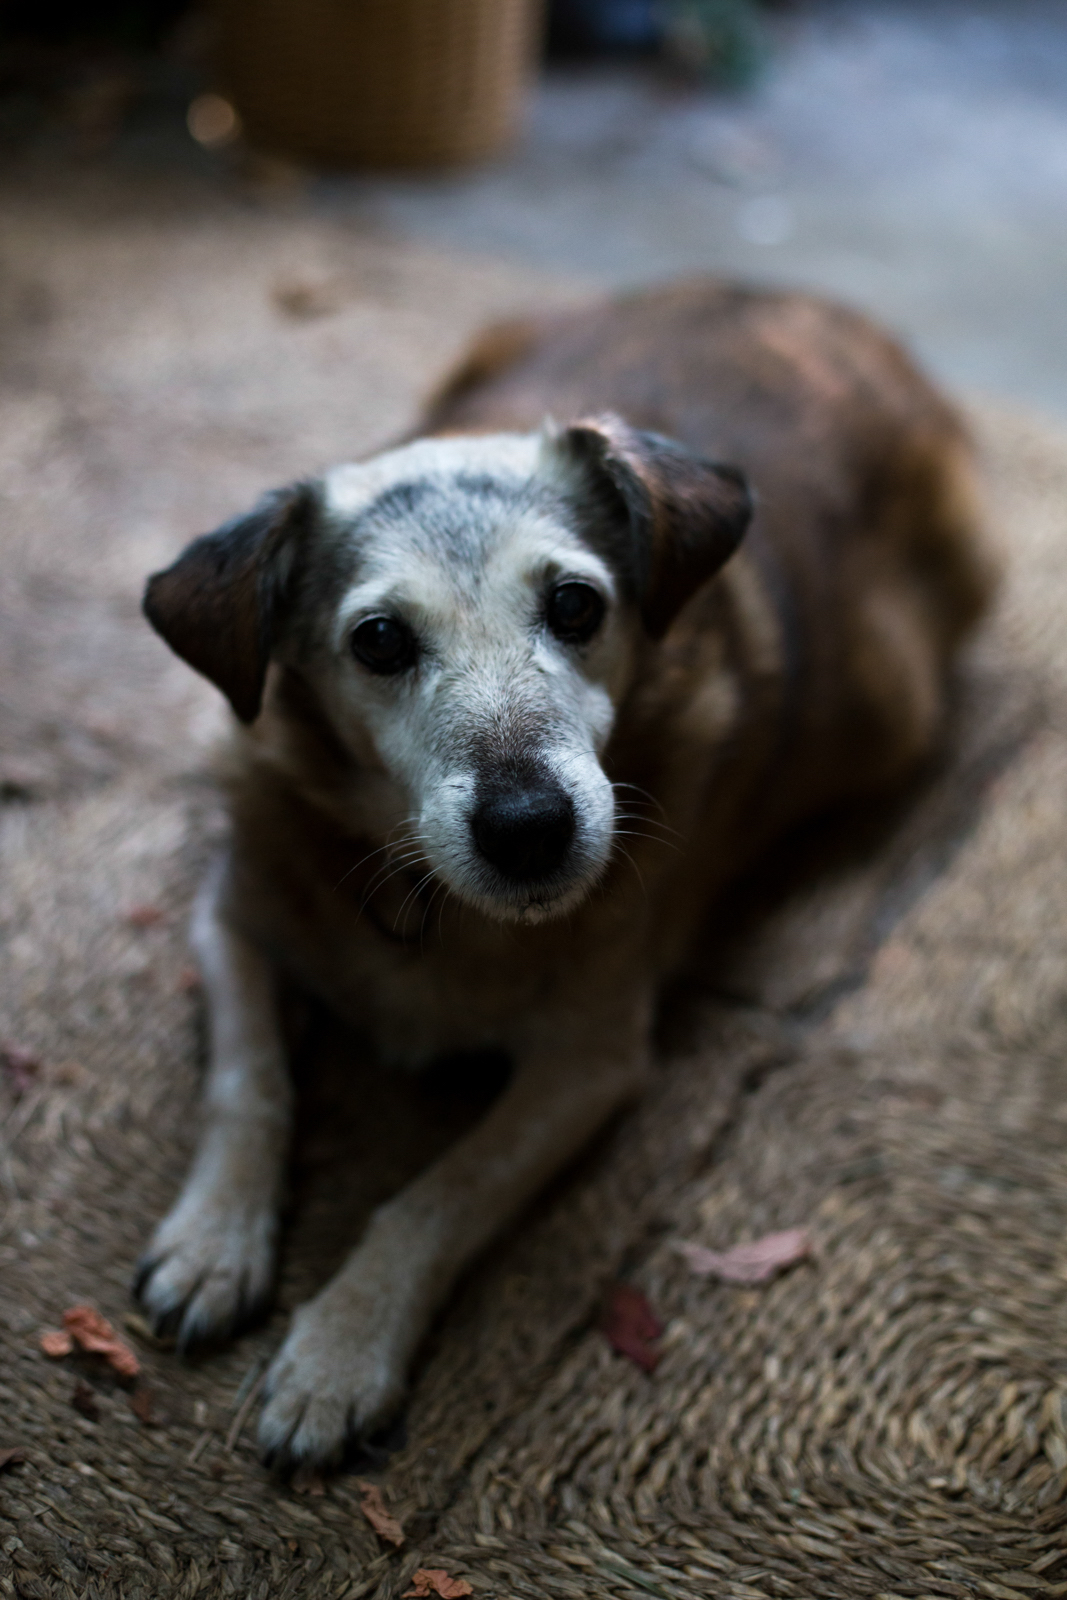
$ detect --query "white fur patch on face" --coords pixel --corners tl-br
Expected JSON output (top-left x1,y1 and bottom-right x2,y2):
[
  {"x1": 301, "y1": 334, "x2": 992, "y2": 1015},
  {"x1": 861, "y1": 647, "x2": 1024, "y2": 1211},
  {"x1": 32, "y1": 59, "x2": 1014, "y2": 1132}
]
[
  {"x1": 323, "y1": 434, "x2": 545, "y2": 522},
  {"x1": 305, "y1": 432, "x2": 635, "y2": 923}
]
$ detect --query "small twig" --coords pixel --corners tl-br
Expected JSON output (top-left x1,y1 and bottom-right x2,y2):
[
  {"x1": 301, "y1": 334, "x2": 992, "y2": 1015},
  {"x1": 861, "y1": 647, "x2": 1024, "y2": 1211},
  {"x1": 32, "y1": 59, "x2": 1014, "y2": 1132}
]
[
  {"x1": 186, "y1": 1429, "x2": 212, "y2": 1465},
  {"x1": 229, "y1": 1355, "x2": 267, "y2": 1412},
  {"x1": 225, "y1": 1366, "x2": 269, "y2": 1452}
]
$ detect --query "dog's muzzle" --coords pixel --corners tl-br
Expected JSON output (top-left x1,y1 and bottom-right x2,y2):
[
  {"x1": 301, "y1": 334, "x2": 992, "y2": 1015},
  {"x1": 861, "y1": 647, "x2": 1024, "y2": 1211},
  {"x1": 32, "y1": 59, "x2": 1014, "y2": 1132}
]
[{"x1": 470, "y1": 774, "x2": 576, "y2": 886}]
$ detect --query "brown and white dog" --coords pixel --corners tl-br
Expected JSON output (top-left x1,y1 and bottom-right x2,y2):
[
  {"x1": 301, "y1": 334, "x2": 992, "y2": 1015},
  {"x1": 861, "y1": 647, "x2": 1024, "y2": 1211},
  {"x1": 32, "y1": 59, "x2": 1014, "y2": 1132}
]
[{"x1": 137, "y1": 281, "x2": 992, "y2": 1471}]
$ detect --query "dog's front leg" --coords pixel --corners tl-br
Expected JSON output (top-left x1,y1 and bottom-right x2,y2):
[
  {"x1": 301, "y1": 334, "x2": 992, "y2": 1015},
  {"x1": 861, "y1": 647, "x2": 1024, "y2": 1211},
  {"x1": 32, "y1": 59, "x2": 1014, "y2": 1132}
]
[
  {"x1": 258, "y1": 1019, "x2": 650, "y2": 1471},
  {"x1": 135, "y1": 859, "x2": 291, "y2": 1346}
]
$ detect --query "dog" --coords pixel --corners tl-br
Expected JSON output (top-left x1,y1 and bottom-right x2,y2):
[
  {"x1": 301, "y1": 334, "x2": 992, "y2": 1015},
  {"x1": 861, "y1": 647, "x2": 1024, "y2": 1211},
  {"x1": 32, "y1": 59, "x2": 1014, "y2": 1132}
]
[{"x1": 136, "y1": 280, "x2": 993, "y2": 1471}]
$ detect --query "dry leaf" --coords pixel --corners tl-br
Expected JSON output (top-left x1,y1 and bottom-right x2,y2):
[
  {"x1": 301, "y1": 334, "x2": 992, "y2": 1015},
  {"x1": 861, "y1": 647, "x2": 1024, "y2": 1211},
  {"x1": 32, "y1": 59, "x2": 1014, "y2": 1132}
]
[
  {"x1": 357, "y1": 1479, "x2": 405, "y2": 1546},
  {"x1": 599, "y1": 1283, "x2": 663, "y2": 1373},
  {"x1": 403, "y1": 1570, "x2": 473, "y2": 1598},
  {"x1": 41, "y1": 1329, "x2": 74, "y2": 1358},
  {"x1": 71, "y1": 1380, "x2": 100, "y2": 1421},
  {"x1": 675, "y1": 1226, "x2": 812, "y2": 1285},
  {"x1": 1, "y1": 1040, "x2": 40, "y2": 1096},
  {"x1": 41, "y1": 1305, "x2": 141, "y2": 1379},
  {"x1": 177, "y1": 965, "x2": 201, "y2": 994},
  {"x1": 0, "y1": 1448, "x2": 26, "y2": 1473}
]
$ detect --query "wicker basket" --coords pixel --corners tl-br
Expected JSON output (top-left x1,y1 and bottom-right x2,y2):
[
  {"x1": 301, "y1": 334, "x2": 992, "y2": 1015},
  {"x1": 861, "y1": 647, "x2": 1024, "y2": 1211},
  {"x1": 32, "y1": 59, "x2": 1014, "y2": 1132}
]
[{"x1": 216, "y1": 0, "x2": 544, "y2": 169}]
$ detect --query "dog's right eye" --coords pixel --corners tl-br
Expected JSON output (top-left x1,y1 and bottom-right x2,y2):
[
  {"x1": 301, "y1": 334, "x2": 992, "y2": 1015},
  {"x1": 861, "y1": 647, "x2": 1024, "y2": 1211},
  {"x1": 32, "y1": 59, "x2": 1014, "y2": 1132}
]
[{"x1": 350, "y1": 615, "x2": 417, "y2": 675}]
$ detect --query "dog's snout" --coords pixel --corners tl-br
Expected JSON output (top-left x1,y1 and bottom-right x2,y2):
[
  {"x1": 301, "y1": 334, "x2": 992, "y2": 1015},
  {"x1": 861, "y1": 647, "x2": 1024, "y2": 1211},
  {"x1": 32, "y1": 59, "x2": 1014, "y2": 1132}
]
[{"x1": 471, "y1": 778, "x2": 576, "y2": 883}]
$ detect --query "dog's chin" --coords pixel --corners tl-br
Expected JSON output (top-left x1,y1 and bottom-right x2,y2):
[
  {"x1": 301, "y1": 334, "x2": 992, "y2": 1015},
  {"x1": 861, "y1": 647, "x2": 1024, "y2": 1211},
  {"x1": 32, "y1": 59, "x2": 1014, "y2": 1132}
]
[{"x1": 445, "y1": 867, "x2": 603, "y2": 927}]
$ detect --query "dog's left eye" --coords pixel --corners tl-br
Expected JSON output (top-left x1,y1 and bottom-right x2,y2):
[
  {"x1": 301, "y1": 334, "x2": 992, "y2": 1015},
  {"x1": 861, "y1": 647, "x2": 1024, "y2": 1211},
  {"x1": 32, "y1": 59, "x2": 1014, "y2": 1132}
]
[
  {"x1": 545, "y1": 581, "x2": 605, "y2": 644},
  {"x1": 350, "y1": 615, "x2": 417, "y2": 675}
]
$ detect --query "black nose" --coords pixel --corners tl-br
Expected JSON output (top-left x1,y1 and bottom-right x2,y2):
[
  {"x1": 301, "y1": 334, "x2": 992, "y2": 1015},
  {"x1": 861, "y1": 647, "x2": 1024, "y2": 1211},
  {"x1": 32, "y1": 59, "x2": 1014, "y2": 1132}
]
[{"x1": 470, "y1": 777, "x2": 576, "y2": 883}]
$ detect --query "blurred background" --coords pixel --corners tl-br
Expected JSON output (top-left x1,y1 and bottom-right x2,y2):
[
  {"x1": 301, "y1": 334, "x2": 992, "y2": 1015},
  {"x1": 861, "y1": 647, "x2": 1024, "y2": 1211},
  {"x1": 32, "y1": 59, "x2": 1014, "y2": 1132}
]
[{"x1": 1, "y1": 0, "x2": 1064, "y2": 418}]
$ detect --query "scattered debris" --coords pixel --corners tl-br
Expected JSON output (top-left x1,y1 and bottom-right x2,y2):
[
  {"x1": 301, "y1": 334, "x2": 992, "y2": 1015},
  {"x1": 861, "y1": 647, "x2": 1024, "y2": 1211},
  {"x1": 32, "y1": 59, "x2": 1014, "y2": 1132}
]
[
  {"x1": 71, "y1": 1380, "x2": 100, "y2": 1421},
  {"x1": 674, "y1": 1226, "x2": 812, "y2": 1285},
  {"x1": 599, "y1": 1283, "x2": 663, "y2": 1373},
  {"x1": 40, "y1": 1305, "x2": 141, "y2": 1379},
  {"x1": 126, "y1": 904, "x2": 167, "y2": 929},
  {"x1": 1, "y1": 1041, "x2": 41, "y2": 1097},
  {"x1": 403, "y1": 1571, "x2": 473, "y2": 1598},
  {"x1": 129, "y1": 1385, "x2": 158, "y2": 1426},
  {"x1": 0, "y1": 1448, "x2": 27, "y2": 1474},
  {"x1": 357, "y1": 1479, "x2": 405, "y2": 1546}
]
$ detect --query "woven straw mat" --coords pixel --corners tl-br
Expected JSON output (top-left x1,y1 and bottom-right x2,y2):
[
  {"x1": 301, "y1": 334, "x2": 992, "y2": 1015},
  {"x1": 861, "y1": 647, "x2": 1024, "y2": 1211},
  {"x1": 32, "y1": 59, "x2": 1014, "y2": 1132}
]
[{"x1": 1, "y1": 167, "x2": 1066, "y2": 1600}]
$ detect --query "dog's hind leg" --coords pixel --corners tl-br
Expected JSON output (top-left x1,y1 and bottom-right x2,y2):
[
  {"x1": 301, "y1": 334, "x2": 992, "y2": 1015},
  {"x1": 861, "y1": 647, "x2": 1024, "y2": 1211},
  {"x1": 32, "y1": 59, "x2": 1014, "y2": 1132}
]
[
  {"x1": 257, "y1": 1009, "x2": 650, "y2": 1472},
  {"x1": 134, "y1": 855, "x2": 291, "y2": 1347}
]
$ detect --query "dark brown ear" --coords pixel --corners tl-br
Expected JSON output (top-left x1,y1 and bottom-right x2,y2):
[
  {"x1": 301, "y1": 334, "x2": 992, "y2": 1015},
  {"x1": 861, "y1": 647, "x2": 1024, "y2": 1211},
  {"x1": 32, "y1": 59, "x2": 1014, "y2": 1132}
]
[
  {"x1": 555, "y1": 413, "x2": 752, "y2": 638},
  {"x1": 143, "y1": 484, "x2": 313, "y2": 723}
]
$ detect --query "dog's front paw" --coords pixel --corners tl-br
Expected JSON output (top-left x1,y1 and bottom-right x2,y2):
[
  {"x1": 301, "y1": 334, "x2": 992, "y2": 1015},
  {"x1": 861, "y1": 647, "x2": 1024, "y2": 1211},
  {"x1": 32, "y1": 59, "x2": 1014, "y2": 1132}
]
[
  {"x1": 134, "y1": 1192, "x2": 277, "y2": 1349},
  {"x1": 258, "y1": 1291, "x2": 407, "y2": 1472}
]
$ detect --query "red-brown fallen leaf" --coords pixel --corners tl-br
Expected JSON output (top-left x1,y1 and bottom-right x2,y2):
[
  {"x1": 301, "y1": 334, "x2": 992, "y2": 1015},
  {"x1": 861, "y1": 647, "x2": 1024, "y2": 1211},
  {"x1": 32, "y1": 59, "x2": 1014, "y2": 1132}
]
[
  {"x1": 40, "y1": 1306, "x2": 140, "y2": 1379},
  {"x1": 177, "y1": 965, "x2": 201, "y2": 994},
  {"x1": 403, "y1": 1571, "x2": 473, "y2": 1598},
  {"x1": 0, "y1": 1448, "x2": 26, "y2": 1473},
  {"x1": 71, "y1": 1380, "x2": 100, "y2": 1421},
  {"x1": 675, "y1": 1227, "x2": 812, "y2": 1285},
  {"x1": 357, "y1": 1479, "x2": 405, "y2": 1546},
  {"x1": 1, "y1": 1040, "x2": 41, "y2": 1096},
  {"x1": 41, "y1": 1329, "x2": 74, "y2": 1358},
  {"x1": 126, "y1": 904, "x2": 167, "y2": 928},
  {"x1": 599, "y1": 1283, "x2": 663, "y2": 1373}
]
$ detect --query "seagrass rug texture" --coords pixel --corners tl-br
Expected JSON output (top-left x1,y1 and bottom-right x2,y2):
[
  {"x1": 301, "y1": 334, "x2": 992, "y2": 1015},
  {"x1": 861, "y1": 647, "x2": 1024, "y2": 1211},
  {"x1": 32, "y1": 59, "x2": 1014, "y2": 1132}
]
[{"x1": 1, "y1": 167, "x2": 1066, "y2": 1599}]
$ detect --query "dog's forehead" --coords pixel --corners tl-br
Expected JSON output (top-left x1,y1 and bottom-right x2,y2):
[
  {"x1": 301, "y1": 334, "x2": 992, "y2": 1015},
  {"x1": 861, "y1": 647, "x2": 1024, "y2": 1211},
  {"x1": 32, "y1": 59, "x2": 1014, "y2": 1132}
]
[
  {"x1": 319, "y1": 431, "x2": 605, "y2": 607},
  {"x1": 324, "y1": 432, "x2": 543, "y2": 515}
]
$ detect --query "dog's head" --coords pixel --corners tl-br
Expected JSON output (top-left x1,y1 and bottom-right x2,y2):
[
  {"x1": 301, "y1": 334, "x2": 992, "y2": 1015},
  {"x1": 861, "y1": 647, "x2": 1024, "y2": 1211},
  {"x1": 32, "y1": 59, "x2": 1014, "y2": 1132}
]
[{"x1": 145, "y1": 417, "x2": 750, "y2": 923}]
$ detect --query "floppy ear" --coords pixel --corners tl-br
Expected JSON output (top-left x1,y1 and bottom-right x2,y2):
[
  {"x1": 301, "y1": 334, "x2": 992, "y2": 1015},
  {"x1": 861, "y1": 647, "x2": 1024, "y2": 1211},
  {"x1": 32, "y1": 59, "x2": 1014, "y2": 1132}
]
[
  {"x1": 143, "y1": 484, "x2": 312, "y2": 723},
  {"x1": 554, "y1": 413, "x2": 752, "y2": 638}
]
